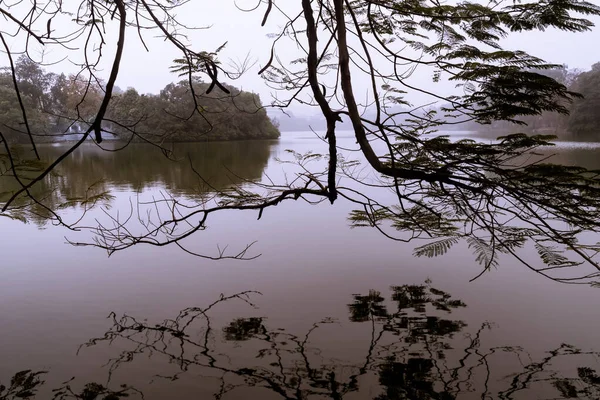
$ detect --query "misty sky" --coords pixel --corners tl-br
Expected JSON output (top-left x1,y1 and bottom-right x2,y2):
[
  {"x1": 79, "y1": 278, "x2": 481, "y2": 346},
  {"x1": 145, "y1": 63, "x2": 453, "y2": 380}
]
[
  {"x1": 120, "y1": 1, "x2": 600, "y2": 114},
  {"x1": 3, "y1": 1, "x2": 600, "y2": 115}
]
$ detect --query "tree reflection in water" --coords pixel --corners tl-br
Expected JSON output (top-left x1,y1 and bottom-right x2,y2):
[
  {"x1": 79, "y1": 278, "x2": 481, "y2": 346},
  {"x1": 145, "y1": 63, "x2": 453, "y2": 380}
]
[
  {"x1": 2, "y1": 282, "x2": 600, "y2": 399},
  {"x1": 0, "y1": 141, "x2": 274, "y2": 227},
  {"x1": 0, "y1": 370, "x2": 139, "y2": 399}
]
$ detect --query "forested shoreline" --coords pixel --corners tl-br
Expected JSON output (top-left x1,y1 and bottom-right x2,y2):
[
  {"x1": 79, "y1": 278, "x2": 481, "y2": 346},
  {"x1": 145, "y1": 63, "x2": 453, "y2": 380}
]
[
  {"x1": 3, "y1": 55, "x2": 598, "y2": 143},
  {"x1": 454, "y1": 63, "x2": 600, "y2": 139},
  {"x1": 0, "y1": 56, "x2": 280, "y2": 144},
  {"x1": 272, "y1": 63, "x2": 600, "y2": 139}
]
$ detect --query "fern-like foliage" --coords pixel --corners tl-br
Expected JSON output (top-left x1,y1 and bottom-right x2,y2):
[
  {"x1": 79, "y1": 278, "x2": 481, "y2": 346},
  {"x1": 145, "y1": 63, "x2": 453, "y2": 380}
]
[
  {"x1": 535, "y1": 243, "x2": 581, "y2": 268},
  {"x1": 467, "y1": 237, "x2": 499, "y2": 269},
  {"x1": 413, "y1": 237, "x2": 460, "y2": 258}
]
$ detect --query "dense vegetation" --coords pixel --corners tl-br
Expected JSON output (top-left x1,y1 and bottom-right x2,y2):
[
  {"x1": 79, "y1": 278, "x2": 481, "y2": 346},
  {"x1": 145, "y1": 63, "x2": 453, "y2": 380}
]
[
  {"x1": 0, "y1": 56, "x2": 280, "y2": 144},
  {"x1": 453, "y1": 63, "x2": 600, "y2": 139},
  {"x1": 272, "y1": 62, "x2": 600, "y2": 139},
  {"x1": 569, "y1": 63, "x2": 600, "y2": 137}
]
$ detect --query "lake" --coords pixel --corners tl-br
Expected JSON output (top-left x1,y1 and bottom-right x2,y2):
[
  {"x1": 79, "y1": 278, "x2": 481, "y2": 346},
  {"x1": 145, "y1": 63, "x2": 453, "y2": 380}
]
[{"x1": 1, "y1": 131, "x2": 600, "y2": 399}]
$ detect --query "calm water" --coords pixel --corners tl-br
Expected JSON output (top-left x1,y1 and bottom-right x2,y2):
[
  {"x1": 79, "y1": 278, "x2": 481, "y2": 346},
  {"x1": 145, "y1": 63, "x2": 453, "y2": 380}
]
[{"x1": 1, "y1": 131, "x2": 600, "y2": 399}]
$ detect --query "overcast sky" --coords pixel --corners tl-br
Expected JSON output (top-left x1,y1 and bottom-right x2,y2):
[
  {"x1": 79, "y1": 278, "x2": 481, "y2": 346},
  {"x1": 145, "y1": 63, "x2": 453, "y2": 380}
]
[
  {"x1": 121, "y1": 1, "x2": 600, "y2": 114},
  {"x1": 3, "y1": 0, "x2": 600, "y2": 115}
]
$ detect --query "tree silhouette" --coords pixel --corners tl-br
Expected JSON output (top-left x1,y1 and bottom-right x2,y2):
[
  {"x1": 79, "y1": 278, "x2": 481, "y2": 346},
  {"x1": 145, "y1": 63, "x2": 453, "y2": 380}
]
[{"x1": 1, "y1": 1, "x2": 600, "y2": 283}]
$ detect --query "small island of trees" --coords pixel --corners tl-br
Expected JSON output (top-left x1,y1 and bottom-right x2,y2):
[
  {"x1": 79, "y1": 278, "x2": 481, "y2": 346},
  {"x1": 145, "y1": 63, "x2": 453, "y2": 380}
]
[{"x1": 0, "y1": 56, "x2": 280, "y2": 144}]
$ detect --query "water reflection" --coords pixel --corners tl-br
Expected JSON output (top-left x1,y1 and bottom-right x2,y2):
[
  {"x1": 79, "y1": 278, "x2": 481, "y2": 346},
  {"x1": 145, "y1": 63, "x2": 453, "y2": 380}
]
[
  {"x1": 2, "y1": 281, "x2": 593, "y2": 399},
  {"x1": 3, "y1": 135, "x2": 600, "y2": 399},
  {"x1": 0, "y1": 369, "x2": 138, "y2": 399},
  {"x1": 0, "y1": 141, "x2": 274, "y2": 225}
]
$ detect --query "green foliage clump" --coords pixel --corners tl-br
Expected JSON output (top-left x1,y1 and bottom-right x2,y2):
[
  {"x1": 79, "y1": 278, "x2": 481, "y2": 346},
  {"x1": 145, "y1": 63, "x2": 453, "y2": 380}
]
[
  {"x1": 0, "y1": 56, "x2": 280, "y2": 144},
  {"x1": 106, "y1": 81, "x2": 280, "y2": 142},
  {"x1": 568, "y1": 63, "x2": 600, "y2": 137}
]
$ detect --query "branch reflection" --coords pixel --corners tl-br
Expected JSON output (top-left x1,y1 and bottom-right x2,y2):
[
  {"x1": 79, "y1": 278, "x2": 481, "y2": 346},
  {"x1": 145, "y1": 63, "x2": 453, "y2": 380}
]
[{"x1": 3, "y1": 282, "x2": 599, "y2": 399}]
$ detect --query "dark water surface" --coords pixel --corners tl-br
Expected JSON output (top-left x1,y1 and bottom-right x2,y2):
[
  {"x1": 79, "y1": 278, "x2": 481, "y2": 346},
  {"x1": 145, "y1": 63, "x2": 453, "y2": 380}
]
[{"x1": 1, "y1": 131, "x2": 600, "y2": 399}]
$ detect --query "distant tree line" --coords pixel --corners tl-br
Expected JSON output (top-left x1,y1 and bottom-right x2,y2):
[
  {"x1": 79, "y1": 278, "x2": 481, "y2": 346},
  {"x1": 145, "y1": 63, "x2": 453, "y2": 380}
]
[
  {"x1": 453, "y1": 63, "x2": 600, "y2": 139},
  {"x1": 0, "y1": 56, "x2": 280, "y2": 144},
  {"x1": 271, "y1": 62, "x2": 600, "y2": 139}
]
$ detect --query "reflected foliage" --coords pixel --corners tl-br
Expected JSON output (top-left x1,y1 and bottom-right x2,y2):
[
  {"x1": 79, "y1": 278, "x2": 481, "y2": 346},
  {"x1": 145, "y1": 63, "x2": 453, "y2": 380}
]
[
  {"x1": 62, "y1": 282, "x2": 600, "y2": 399},
  {"x1": 223, "y1": 317, "x2": 265, "y2": 341},
  {"x1": 0, "y1": 141, "x2": 273, "y2": 226},
  {"x1": 389, "y1": 284, "x2": 467, "y2": 341},
  {"x1": 392, "y1": 284, "x2": 467, "y2": 314},
  {"x1": 348, "y1": 284, "x2": 467, "y2": 341},
  {"x1": 0, "y1": 370, "x2": 138, "y2": 400},
  {"x1": 348, "y1": 290, "x2": 388, "y2": 322},
  {"x1": 376, "y1": 358, "x2": 453, "y2": 400},
  {"x1": 554, "y1": 367, "x2": 600, "y2": 399},
  {"x1": 51, "y1": 382, "x2": 139, "y2": 400},
  {"x1": 0, "y1": 370, "x2": 45, "y2": 400}
]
